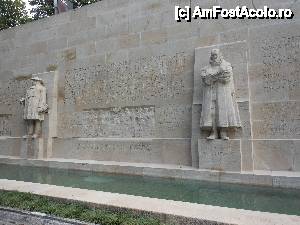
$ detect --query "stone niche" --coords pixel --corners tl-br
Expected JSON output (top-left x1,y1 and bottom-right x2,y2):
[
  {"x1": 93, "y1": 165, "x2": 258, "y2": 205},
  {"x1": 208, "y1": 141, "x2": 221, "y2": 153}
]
[
  {"x1": 0, "y1": 71, "x2": 58, "y2": 159},
  {"x1": 191, "y1": 42, "x2": 251, "y2": 171}
]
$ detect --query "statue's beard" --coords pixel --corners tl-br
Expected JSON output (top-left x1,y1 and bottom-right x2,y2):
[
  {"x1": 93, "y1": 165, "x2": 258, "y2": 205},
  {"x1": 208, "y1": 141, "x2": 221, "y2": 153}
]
[{"x1": 210, "y1": 57, "x2": 222, "y2": 66}]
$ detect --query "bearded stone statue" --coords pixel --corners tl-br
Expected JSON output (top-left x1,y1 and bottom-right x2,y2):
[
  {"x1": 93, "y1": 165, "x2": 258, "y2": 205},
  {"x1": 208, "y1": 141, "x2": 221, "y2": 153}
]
[{"x1": 200, "y1": 49, "x2": 241, "y2": 140}]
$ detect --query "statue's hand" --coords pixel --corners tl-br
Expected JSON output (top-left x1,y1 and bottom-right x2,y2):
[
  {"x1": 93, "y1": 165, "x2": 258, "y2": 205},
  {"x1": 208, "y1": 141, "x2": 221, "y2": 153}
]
[
  {"x1": 218, "y1": 74, "x2": 231, "y2": 84},
  {"x1": 19, "y1": 98, "x2": 25, "y2": 105},
  {"x1": 219, "y1": 78, "x2": 230, "y2": 84},
  {"x1": 38, "y1": 104, "x2": 49, "y2": 113},
  {"x1": 201, "y1": 67, "x2": 217, "y2": 86},
  {"x1": 202, "y1": 76, "x2": 212, "y2": 86}
]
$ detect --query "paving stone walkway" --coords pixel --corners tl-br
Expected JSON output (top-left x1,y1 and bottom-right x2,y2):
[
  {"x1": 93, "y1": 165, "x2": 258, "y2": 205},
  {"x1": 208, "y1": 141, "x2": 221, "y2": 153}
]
[{"x1": 0, "y1": 207, "x2": 94, "y2": 225}]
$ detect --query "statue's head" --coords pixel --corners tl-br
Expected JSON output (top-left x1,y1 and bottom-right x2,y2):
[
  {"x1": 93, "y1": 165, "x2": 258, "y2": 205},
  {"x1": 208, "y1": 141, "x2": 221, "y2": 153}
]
[
  {"x1": 209, "y1": 49, "x2": 223, "y2": 66},
  {"x1": 31, "y1": 77, "x2": 44, "y2": 85}
]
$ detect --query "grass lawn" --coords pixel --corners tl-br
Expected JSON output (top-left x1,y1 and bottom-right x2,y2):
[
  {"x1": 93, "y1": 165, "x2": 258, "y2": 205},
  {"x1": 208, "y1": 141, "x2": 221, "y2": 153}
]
[{"x1": 0, "y1": 190, "x2": 168, "y2": 225}]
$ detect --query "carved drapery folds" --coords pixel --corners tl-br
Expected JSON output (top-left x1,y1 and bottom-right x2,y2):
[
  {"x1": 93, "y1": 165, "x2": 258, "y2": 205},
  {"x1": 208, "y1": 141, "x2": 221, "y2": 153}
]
[
  {"x1": 200, "y1": 49, "x2": 241, "y2": 140},
  {"x1": 20, "y1": 77, "x2": 48, "y2": 138}
]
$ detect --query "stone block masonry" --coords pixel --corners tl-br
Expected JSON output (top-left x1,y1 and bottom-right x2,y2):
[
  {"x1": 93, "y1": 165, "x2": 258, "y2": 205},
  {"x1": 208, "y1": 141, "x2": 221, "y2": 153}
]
[{"x1": 0, "y1": 0, "x2": 299, "y2": 185}]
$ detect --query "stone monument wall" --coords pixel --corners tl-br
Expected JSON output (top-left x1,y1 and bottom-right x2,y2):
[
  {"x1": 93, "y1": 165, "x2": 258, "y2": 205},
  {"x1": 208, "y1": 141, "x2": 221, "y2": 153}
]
[{"x1": 0, "y1": 0, "x2": 299, "y2": 172}]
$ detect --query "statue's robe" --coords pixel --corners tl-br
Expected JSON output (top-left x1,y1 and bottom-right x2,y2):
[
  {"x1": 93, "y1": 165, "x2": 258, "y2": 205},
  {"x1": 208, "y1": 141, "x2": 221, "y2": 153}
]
[
  {"x1": 200, "y1": 60, "x2": 241, "y2": 129},
  {"x1": 24, "y1": 84, "x2": 47, "y2": 121}
]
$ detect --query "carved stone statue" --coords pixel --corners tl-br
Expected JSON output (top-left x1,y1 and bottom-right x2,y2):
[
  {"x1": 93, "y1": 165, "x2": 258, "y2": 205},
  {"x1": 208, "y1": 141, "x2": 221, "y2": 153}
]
[
  {"x1": 200, "y1": 49, "x2": 241, "y2": 140},
  {"x1": 20, "y1": 77, "x2": 48, "y2": 138}
]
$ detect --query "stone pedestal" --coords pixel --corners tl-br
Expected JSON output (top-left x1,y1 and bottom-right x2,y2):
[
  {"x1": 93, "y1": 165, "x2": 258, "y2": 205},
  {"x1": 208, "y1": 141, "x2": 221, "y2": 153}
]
[
  {"x1": 20, "y1": 137, "x2": 44, "y2": 159},
  {"x1": 34, "y1": 138, "x2": 44, "y2": 158},
  {"x1": 20, "y1": 138, "x2": 29, "y2": 158},
  {"x1": 198, "y1": 139, "x2": 241, "y2": 172}
]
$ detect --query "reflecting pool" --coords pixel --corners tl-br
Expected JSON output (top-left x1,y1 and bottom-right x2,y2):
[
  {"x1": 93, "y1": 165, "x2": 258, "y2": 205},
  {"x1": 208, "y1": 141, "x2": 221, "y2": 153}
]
[{"x1": 0, "y1": 164, "x2": 299, "y2": 216}]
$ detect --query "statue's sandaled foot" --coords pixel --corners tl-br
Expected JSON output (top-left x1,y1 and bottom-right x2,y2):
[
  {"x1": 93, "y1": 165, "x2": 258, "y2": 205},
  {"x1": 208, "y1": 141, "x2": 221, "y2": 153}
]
[
  {"x1": 206, "y1": 134, "x2": 216, "y2": 140},
  {"x1": 22, "y1": 135, "x2": 31, "y2": 139},
  {"x1": 220, "y1": 131, "x2": 229, "y2": 140}
]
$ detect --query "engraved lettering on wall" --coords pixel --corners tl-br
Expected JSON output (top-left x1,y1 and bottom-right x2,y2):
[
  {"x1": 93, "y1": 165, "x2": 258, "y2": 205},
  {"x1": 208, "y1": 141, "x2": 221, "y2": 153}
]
[
  {"x1": 59, "y1": 106, "x2": 155, "y2": 138},
  {"x1": 76, "y1": 142, "x2": 152, "y2": 152},
  {"x1": 64, "y1": 53, "x2": 187, "y2": 106},
  {"x1": 0, "y1": 115, "x2": 11, "y2": 136}
]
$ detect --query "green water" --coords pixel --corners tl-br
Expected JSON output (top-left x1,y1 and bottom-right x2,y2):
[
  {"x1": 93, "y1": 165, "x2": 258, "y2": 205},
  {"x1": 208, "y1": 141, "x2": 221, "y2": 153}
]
[{"x1": 0, "y1": 164, "x2": 299, "y2": 216}]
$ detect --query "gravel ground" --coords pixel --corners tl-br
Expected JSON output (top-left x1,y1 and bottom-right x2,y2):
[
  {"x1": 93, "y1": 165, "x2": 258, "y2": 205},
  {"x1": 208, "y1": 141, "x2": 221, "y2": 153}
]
[{"x1": 0, "y1": 207, "x2": 94, "y2": 225}]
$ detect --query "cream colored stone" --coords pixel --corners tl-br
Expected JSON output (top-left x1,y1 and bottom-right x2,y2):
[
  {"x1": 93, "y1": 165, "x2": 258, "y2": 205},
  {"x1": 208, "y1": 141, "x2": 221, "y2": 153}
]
[
  {"x1": 198, "y1": 139, "x2": 241, "y2": 172},
  {"x1": 141, "y1": 29, "x2": 167, "y2": 45},
  {"x1": 252, "y1": 102, "x2": 300, "y2": 139},
  {"x1": 241, "y1": 140, "x2": 253, "y2": 171},
  {"x1": 253, "y1": 140, "x2": 299, "y2": 171},
  {"x1": 0, "y1": 0, "x2": 300, "y2": 188},
  {"x1": 52, "y1": 138, "x2": 191, "y2": 166}
]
